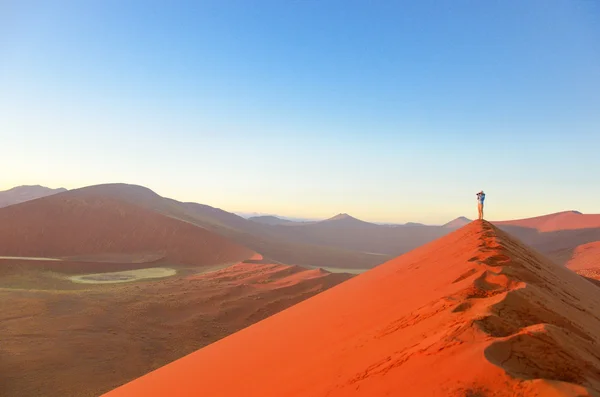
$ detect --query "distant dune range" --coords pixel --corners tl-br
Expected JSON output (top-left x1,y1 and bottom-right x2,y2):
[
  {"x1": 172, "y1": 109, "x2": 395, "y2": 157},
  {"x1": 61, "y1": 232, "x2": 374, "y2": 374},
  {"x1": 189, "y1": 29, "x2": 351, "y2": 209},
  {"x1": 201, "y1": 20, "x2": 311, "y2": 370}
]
[
  {"x1": 1, "y1": 184, "x2": 599, "y2": 278},
  {"x1": 81, "y1": 185, "x2": 600, "y2": 278},
  {"x1": 24, "y1": 184, "x2": 394, "y2": 269},
  {"x1": 104, "y1": 221, "x2": 600, "y2": 396},
  {"x1": 249, "y1": 211, "x2": 600, "y2": 279}
]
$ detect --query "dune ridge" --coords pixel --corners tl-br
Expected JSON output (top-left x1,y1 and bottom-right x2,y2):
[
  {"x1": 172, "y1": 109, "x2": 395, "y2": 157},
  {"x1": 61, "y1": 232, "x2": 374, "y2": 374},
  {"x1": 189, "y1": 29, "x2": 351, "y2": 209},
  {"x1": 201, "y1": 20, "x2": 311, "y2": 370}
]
[
  {"x1": 104, "y1": 221, "x2": 600, "y2": 397},
  {"x1": 465, "y1": 223, "x2": 600, "y2": 393}
]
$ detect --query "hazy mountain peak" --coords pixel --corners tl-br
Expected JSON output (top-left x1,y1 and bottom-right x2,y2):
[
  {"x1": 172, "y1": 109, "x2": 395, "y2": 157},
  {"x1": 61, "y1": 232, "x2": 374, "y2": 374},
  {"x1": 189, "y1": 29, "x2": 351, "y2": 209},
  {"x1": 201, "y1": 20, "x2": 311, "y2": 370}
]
[
  {"x1": 443, "y1": 216, "x2": 472, "y2": 228},
  {"x1": 0, "y1": 185, "x2": 68, "y2": 208},
  {"x1": 327, "y1": 213, "x2": 356, "y2": 221}
]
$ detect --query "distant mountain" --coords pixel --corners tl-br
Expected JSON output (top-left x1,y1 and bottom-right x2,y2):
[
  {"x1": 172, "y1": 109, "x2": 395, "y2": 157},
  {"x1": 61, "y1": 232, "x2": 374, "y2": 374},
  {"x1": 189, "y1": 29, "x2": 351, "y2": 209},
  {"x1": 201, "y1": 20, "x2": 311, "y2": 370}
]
[
  {"x1": 268, "y1": 212, "x2": 449, "y2": 257},
  {"x1": 237, "y1": 212, "x2": 318, "y2": 222},
  {"x1": 443, "y1": 216, "x2": 472, "y2": 228},
  {"x1": 404, "y1": 222, "x2": 425, "y2": 227},
  {"x1": 327, "y1": 213, "x2": 354, "y2": 221},
  {"x1": 319, "y1": 213, "x2": 377, "y2": 227},
  {"x1": 236, "y1": 212, "x2": 274, "y2": 219},
  {"x1": 249, "y1": 215, "x2": 296, "y2": 225},
  {"x1": 0, "y1": 185, "x2": 67, "y2": 208},
  {"x1": 0, "y1": 185, "x2": 254, "y2": 265}
]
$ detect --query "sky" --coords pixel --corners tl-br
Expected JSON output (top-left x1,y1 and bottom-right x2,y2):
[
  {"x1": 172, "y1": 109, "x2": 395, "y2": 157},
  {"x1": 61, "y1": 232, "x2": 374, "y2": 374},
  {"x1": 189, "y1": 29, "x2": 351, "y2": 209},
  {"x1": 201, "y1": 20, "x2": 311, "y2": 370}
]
[{"x1": 1, "y1": 0, "x2": 599, "y2": 224}]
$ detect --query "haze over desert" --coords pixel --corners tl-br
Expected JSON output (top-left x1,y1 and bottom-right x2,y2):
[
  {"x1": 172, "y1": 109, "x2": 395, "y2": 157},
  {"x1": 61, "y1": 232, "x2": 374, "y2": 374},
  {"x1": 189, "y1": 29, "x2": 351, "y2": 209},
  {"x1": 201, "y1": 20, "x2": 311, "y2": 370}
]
[{"x1": 3, "y1": 1, "x2": 600, "y2": 396}]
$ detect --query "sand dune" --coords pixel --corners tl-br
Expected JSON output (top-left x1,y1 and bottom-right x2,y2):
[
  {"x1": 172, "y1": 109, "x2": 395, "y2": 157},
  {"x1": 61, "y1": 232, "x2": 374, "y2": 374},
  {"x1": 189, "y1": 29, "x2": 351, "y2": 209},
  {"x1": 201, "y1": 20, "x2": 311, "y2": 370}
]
[
  {"x1": 495, "y1": 210, "x2": 600, "y2": 232},
  {"x1": 104, "y1": 221, "x2": 600, "y2": 396},
  {"x1": 565, "y1": 241, "x2": 600, "y2": 281},
  {"x1": 0, "y1": 262, "x2": 351, "y2": 397},
  {"x1": 0, "y1": 188, "x2": 254, "y2": 267},
  {"x1": 59, "y1": 184, "x2": 387, "y2": 269},
  {"x1": 494, "y1": 217, "x2": 600, "y2": 280}
]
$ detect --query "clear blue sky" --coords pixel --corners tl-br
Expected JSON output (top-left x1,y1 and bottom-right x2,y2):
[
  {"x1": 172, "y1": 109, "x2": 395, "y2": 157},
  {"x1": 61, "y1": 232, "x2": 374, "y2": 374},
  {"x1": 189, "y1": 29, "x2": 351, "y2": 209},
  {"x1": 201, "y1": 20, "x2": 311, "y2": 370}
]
[{"x1": 2, "y1": 0, "x2": 599, "y2": 224}]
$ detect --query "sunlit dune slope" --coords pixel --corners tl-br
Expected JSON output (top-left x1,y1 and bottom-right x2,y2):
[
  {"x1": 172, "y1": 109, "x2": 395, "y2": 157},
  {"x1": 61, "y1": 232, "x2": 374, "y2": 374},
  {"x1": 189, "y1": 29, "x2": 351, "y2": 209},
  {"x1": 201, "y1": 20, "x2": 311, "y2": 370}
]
[
  {"x1": 495, "y1": 211, "x2": 600, "y2": 232},
  {"x1": 565, "y1": 241, "x2": 600, "y2": 281},
  {"x1": 104, "y1": 221, "x2": 600, "y2": 397}
]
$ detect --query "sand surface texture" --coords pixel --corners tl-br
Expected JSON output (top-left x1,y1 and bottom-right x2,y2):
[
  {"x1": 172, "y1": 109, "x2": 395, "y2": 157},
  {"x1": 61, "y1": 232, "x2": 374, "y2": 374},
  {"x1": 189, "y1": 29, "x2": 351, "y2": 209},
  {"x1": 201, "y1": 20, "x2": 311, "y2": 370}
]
[{"x1": 105, "y1": 221, "x2": 600, "y2": 397}]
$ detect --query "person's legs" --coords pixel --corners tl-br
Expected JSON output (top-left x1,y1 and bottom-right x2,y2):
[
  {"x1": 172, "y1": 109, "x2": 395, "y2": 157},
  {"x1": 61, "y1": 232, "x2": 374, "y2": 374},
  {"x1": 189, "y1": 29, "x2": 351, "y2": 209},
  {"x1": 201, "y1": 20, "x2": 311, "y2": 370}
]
[{"x1": 478, "y1": 203, "x2": 483, "y2": 220}]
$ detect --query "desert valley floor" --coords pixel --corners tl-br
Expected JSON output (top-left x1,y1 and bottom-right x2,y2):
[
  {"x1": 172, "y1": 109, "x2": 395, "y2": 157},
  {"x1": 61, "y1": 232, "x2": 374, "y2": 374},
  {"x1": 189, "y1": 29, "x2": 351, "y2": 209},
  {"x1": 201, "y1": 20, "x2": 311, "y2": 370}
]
[{"x1": 1, "y1": 256, "x2": 349, "y2": 397}]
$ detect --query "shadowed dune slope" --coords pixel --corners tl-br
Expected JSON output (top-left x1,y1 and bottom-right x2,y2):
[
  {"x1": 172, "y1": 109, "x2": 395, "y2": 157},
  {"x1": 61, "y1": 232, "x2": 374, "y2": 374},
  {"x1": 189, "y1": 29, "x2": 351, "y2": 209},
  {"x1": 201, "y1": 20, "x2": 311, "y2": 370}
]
[
  {"x1": 0, "y1": 189, "x2": 254, "y2": 266},
  {"x1": 104, "y1": 221, "x2": 600, "y2": 397}
]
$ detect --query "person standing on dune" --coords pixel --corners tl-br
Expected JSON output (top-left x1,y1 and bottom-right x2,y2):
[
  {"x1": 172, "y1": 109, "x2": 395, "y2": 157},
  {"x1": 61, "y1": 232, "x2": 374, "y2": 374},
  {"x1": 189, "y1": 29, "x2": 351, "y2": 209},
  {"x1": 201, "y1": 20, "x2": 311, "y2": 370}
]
[{"x1": 476, "y1": 190, "x2": 485, "y2": 220}]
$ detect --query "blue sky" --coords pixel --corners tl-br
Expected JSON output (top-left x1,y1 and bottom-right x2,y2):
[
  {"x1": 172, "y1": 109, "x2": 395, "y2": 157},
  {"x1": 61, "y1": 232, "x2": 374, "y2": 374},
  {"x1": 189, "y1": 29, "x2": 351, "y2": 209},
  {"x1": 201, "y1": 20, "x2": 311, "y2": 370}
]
[{"x1": 1, "y1": 0, "x2": 599, "y2": 224}]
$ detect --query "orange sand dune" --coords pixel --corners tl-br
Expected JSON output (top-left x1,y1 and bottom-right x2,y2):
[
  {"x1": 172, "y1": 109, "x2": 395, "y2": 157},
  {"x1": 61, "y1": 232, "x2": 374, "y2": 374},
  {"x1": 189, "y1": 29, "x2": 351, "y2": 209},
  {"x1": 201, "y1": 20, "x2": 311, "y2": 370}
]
[
  {"x1": 104, "y1": 221, "x2": 600, "y2": 397},
  {"x1": 249, "y1": 253, "x2": 264, "y2": 261},
  {"x1": 0, "y1": 188, "x2": 255, "y2": 267},
  {"x1": 566, "y1": 241, "x2": 600, "y2": 281},
  {"x1": 495, "y1": 210, "x2": 600, "y2": 232}
]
